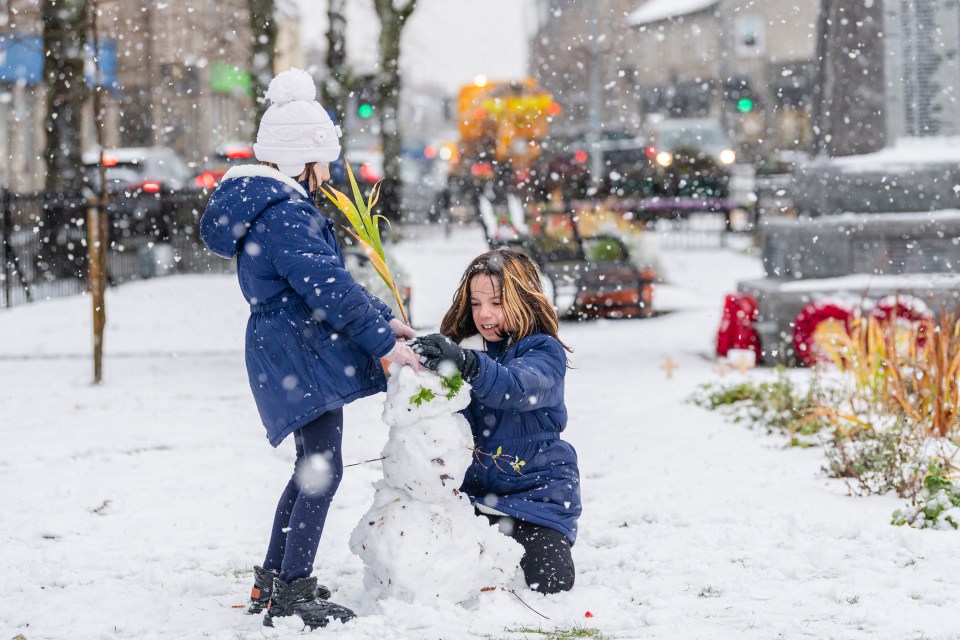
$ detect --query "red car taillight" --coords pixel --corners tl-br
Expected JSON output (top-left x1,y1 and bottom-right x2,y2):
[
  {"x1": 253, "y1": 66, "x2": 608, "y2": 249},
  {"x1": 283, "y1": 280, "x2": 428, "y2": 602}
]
[
  {"x1": 141, "y1": 181, "x2": 162, "y2": 193},
  {"x1": 359, "y1": 162, "x2": 382, "y2": 182},
  {"x1": 470, "y1": 162, "x2": 493, "y2": 177},
  {"x1": 225, "y1": 147, "x2": 254, "y2": 159},
  {"x1": 195, "y1": 171, "x2": 220, "y2": 189}
]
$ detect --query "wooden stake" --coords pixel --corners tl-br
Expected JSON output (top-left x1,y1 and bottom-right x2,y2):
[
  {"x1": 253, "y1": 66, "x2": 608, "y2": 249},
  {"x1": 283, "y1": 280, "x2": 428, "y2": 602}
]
[
  {"x1": 713, "y1": 359, "x2": 731, "y2": 377},
  {"x1": 87, "y1": 200, "x2": 105, "y2": 384},
  {"x1": 88, "y1": 0, "x2": 109, "y2": 384},
  {"x1": 660, "y1": 357, "x2": 679, "y2": 379}
]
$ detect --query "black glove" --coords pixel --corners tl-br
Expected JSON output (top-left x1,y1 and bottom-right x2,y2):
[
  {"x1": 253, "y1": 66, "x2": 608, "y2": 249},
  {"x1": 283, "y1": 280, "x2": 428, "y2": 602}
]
[{"x1": 411, "y1": 333, "x2": 479, "y2": 381}]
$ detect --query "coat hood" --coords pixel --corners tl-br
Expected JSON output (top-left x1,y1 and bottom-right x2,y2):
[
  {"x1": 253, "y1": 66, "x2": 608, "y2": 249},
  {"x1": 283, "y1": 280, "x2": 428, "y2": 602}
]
[{"x1": 200, "y1": 165, "x2": 310, "y2": 259}]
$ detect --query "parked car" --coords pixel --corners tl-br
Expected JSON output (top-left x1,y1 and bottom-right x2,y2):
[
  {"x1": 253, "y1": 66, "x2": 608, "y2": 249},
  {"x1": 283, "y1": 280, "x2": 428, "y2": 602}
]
[
  {"x1": 193, "y1": 143, "x2": 256, "y2": 189},
  {"x1": 599, "y1": 118, "x2": 737, "y2": 200},
  {"x1": 83, "y1": 146, "x2": 194, "y2": 195},
  {"x1": 82, "y1": 146, "x2": 197, "y2": 246}
]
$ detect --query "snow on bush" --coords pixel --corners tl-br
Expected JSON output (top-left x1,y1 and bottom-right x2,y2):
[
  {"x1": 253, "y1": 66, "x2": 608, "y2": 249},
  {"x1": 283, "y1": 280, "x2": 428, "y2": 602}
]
[
  {"x1": 892, "y1": 464, "x2": 960, "y2": 530},
  {"x1": 350, "y1": 365, "x2": 523, "y2": 605}
]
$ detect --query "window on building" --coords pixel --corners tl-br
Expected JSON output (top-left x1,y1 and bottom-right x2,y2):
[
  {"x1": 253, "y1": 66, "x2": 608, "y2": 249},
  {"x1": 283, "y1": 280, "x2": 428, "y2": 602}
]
[{"x1": 735, "y1": 15, "x2": 765, "y2": 58}]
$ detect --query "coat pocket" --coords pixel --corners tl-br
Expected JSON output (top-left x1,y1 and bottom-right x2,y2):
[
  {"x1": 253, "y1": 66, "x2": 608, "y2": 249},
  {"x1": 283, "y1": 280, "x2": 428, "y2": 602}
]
[{"x1": 298, "y1": 315, "x2": 334, "y2": 353}]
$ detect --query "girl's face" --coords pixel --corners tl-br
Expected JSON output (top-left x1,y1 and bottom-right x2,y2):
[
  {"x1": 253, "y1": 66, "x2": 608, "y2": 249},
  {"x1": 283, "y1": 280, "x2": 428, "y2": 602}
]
[
  {"x1": 470, "y1": 274, "x2": 507, "y2": 342},
  {"x1": 299, "y1": 163, "x2": 331, "y2": 186},
  {"x1": 313, "y1": 163, "x2": 331, "y2": 183}
]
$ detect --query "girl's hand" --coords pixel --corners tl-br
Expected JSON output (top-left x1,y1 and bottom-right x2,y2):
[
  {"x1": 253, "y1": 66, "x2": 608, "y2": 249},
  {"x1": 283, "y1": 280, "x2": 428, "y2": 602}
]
[
  {"x1": 388, "y1": 317, "x2": 417, "y2": 341},
  {"x1": 383, "y1": 342, "x2": 422, "y2": 371},
  {"x1": 410, "y1": 334, "x2": 479, "y2": 381}
]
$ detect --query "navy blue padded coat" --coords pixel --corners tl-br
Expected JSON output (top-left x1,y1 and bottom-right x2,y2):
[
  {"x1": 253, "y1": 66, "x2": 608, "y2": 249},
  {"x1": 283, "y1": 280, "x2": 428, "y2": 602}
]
[
  {"x1": 461, "y1": 334, "x2": 582, "y2": 544},
  {"x1": 200, "y1": 166, "x2": 395, "y2": 446}
]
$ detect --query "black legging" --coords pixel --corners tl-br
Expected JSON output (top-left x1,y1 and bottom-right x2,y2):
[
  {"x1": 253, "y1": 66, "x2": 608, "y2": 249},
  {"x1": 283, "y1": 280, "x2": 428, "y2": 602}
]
[
  {"x1": 262, "y1": 409, "x2": 344, "y2": 583},
  {"x1": 483, "y1": 513, "x2": 575, "y2": 594}
]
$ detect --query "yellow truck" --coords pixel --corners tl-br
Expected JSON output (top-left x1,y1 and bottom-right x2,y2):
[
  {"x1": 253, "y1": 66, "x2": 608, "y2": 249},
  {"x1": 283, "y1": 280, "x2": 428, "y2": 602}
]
[{"x1": 451, "y1": 77, "x2": 557, "y2": 191}]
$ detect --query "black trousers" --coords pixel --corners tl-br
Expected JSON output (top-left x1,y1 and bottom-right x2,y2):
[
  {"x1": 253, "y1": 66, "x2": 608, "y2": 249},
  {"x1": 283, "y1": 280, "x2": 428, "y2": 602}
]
[
  {"x1": 263, "y1": 410, "x2": 344, "y2": 583},
  {"x1": 482, "y1": 513, "x2": 575, "y2": 594}
]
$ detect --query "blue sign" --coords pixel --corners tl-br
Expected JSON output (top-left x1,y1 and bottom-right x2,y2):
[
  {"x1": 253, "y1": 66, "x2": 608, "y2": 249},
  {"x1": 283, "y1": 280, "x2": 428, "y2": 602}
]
[
  {"x1": 0, "y1": 36, "x2": 118, "y2": 91},
  {"x1": 0, "y1": 36, "x2": 44, "y2": 85},
  {"x1": 85, "y1": 41, "x2": 119, "y2": 93}
]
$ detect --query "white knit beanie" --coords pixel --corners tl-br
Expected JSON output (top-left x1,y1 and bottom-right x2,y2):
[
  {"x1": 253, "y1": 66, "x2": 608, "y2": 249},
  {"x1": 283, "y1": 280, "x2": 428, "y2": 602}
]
[{"x1": 253, "y1": 68, "x2": 342, "y2": 176}]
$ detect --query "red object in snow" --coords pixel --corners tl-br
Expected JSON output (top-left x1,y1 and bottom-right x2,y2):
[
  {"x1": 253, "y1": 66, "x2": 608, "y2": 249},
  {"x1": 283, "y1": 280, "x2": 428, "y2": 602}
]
[
  {"x1": 870, "y1": 294, "x2": 933, "y2": 347},
  {"x1": 716, "y1": 293, "x2": 761, "y2": 360},
  {"x1": 584, "y1": 611, "x2": 594, "y2": 618},
  {"x1": 792, "y1": 300, "x2": 856, "y2": 367},
  {"x1": 870, "y1": 294, "x2": 932, "y2": 325}
]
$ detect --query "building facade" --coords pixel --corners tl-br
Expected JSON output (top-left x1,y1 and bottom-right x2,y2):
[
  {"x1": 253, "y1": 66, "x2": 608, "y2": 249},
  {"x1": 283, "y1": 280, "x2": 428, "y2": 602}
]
[
  {"x1": 0, "y1": 1, "x2": 46, "y2": 190},
  {"x1": 530, "y1": 0, "x2": 643, "y2": 142},
  {"x1": 0, "y1": 0, "x2": 302, "y2": 191},
  {"x1": 531, "y1": 0, "x2": 820, "y2": 161},
  {"x1": 628, "y1": 0, "x2": 820, "y2": 159},
  {"x1": 96, "y1": 0, "x2": 258, "y2": 163}
]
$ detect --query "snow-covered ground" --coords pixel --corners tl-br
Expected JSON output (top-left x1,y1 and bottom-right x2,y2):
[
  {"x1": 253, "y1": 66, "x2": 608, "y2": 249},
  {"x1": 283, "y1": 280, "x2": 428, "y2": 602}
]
[{"x1": 3, "y1": 224, "x2": 960, "y2": 639}]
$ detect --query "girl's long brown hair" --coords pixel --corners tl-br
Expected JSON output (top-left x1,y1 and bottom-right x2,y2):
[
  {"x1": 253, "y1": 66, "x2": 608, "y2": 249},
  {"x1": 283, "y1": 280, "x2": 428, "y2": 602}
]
[
  {"x1": 262, "y1": 161, "x2": 322, "y2": 191},
  {"x1": 262, "y1": 161, "x2": 327, "y2": 208},
  {"x1": 440, "y1": 248, "x2": 571, "y2": 352}
]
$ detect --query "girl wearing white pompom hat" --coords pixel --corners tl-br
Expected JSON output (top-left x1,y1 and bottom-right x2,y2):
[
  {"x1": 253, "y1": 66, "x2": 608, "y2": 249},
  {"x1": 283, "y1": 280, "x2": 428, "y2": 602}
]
[{"x1": 200, "y1": 68, "x2": 421, "y2": 629}]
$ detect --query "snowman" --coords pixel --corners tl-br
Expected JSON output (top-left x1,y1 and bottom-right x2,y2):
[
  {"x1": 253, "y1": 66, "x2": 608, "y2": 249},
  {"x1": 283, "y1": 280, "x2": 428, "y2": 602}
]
[{"x1": 350, "y1": 364, "x2": 523, "y2": 604}]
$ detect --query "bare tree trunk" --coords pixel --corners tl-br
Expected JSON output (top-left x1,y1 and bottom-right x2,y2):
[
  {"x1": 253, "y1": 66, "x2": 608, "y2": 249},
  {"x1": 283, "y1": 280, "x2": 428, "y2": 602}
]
[
  {"x1": 249, "y1": 0, "x2": 277, "y2": 123},
  {"x1": 373, "y1": 0, "x2": 417, "y2": 222},
  {"x1": 42, "y1": 0, "x2": 88, "y2": 191},
  {"x1": 322, "y1": 0, "x2": 349, "y2": 125}
]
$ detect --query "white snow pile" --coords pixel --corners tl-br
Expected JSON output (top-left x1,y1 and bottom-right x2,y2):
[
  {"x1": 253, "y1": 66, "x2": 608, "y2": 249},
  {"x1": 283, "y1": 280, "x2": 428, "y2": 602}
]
[{"x1": 350, "y1": 364, "x2": 523, "y2": 605}]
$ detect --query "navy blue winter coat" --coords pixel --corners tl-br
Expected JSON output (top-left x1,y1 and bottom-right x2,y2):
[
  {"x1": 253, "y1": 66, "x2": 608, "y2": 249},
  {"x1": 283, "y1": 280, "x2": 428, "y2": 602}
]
[
  {"x1": 200, "y1": 166, "x2": 396, "y2": 446},
  {"x1": 460, "y1": 334, "x2": 581, "y2": 544}
]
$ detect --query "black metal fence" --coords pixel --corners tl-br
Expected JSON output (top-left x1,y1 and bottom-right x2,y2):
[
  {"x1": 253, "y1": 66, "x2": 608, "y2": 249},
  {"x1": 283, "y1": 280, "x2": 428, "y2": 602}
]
[{"x1": 1, "y1": 189, "x2": 233, "y2": 310}]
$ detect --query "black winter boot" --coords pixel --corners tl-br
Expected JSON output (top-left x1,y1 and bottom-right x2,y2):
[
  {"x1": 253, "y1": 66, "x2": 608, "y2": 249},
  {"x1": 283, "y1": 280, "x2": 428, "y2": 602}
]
[
  {"x1": 263, "y1": 576, "x2": 356, "y2": 630},
  {"x1": 247, "y1": 566, "x2": 330, "y2": 614}
]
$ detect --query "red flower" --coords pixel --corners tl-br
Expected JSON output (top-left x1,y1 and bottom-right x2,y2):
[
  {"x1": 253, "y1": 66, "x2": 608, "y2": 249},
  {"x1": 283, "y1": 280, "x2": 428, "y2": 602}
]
[
  {"x1": 792, "y1": 300, "x2": 856, "y2": 367},
  {"x1": 870, "y1": 294, "x2": 932, "y2": 325},
  {"x1": 870, "y1": 294, "x2": 933, "y2": 348}
]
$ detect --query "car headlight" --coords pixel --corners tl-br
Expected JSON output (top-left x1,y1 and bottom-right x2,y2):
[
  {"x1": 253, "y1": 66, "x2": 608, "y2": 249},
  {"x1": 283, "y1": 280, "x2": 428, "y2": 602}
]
[
  {"x1": 718, "y1": 149, "x2": 736, "y2": 165},
  {"x1": 655, "y1": 151, "x2": 673, "y2": 167}
]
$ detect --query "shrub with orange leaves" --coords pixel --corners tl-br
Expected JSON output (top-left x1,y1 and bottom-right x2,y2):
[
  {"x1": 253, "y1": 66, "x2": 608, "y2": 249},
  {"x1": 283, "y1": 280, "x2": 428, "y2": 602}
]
[{"x1": 814, "y1": 310, "x2": 960, "y2": 442}]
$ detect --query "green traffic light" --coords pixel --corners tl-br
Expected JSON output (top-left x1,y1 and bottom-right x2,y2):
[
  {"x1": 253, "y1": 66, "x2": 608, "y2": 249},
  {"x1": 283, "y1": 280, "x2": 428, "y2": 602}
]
[
  {"x1": 736, "y1": 97, "x2": 754, "y2": 113},
  {"x1": 357, "y1": 104, "x2": 374, "y2": 119}
]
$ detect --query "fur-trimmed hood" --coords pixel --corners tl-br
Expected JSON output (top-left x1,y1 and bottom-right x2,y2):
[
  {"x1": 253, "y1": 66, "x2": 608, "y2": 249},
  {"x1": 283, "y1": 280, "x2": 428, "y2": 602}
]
[{"x1": 199, "y1": 164, "x2": 310, "y2": 259}]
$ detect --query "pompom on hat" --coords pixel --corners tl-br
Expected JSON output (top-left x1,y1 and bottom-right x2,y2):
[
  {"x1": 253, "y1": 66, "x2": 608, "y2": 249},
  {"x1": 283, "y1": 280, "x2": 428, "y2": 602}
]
[{"x1": 253, "y1": 68, "x2": 342, "y2": 176}]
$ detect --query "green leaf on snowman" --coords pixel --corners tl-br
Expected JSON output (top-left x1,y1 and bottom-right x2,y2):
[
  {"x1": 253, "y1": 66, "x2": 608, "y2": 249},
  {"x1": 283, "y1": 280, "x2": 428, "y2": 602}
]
[
  {"x1": 441, "y1": 371, "x2": 464, "y2": 399},
  {"x1": 410, "y1": 386, "x2": 436, "y2": 406}
]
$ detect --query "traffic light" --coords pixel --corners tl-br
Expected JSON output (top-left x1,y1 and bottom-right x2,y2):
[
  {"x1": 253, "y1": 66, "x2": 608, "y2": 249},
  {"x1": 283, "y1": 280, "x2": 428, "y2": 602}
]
[
  {"x1": 355, "y1": 75, "x2": 377, "y2": 119},
  {"x1": 724, "y1": 76, "x2": 757, "y2": 114}
]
